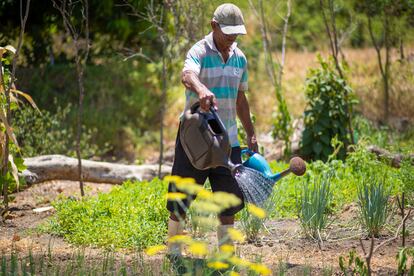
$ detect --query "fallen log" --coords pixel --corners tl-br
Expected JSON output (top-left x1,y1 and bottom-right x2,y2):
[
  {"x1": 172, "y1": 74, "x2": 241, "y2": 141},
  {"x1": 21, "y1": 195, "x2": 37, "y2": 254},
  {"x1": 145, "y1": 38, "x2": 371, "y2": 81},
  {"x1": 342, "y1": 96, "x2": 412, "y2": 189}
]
[
  {"x1": 367, "y1": 145, "x2": 414, "y2": 168},
  {"x1": 21, "y1": 155, "x2": 172, "y2": 185}
]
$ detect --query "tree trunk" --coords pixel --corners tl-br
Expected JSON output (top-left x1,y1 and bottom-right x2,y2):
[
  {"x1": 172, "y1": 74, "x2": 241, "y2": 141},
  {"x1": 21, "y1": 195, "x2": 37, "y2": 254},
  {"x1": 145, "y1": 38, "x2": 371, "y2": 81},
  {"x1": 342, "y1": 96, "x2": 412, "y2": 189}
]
[{"x1": 21, "y1": 155, "x2": 172, "y2": 185}]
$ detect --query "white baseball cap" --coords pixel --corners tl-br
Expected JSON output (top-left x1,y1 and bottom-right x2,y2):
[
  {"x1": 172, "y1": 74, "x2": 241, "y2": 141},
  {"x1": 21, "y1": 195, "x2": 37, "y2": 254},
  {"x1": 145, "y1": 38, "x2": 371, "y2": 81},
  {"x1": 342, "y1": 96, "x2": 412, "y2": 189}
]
[{"x1": 213, "y1": 3, "x2": 247, "y2": 35}]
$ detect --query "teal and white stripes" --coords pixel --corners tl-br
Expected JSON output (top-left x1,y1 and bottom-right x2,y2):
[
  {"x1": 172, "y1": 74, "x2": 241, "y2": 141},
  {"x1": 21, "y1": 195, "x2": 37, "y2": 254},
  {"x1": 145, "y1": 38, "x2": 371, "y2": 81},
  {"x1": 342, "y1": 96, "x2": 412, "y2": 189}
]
[{"x1": 182, "y1": 32, "x2": 249, "y2": 147}]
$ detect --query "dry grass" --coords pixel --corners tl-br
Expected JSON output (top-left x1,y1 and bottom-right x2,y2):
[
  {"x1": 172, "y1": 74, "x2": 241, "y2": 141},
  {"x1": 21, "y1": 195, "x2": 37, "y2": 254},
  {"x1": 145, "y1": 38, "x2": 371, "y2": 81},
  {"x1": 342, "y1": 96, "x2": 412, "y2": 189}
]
[{"x1": 247, "y1": 46, "x2": 414, "y2": 133}]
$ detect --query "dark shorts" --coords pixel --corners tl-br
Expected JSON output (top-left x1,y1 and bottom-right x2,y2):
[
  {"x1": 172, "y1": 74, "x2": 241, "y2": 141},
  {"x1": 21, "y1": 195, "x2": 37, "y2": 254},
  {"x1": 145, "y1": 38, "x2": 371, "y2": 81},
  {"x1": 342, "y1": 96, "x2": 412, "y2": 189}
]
[{"x1": 166, "y1": 130, "x2": 244, "y2": 217}]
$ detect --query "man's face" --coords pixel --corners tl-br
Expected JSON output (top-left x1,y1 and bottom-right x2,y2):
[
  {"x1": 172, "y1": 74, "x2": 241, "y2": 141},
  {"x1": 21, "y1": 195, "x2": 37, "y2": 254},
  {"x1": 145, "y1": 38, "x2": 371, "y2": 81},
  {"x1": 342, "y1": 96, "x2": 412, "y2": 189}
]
[{"x1": 211, "y1": 21, "x2": 238, "y2": 51}]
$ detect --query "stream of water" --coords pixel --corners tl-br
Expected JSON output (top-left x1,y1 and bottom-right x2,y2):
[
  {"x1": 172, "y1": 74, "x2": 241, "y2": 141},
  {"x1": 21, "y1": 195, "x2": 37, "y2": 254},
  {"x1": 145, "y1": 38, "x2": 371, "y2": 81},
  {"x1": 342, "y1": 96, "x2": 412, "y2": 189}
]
[{"x1": 233, "y1": 166, "x2": 275, "y2": 207}]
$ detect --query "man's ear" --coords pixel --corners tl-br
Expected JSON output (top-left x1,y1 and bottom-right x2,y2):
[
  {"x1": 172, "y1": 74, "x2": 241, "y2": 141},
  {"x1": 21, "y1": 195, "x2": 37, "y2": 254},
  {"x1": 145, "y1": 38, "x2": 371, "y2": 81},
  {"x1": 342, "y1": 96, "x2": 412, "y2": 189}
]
[{"x1": 211, "y1": 20, "x2": 217, "y2": 30}]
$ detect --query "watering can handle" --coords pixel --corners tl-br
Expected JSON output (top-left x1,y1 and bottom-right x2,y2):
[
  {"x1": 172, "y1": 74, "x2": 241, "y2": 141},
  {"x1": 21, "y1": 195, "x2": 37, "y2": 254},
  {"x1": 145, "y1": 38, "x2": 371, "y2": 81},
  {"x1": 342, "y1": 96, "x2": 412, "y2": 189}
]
[
  {"x1": 241, "y1": 148, "x2": 255, "y2": 156},
  {"x1": 209, "y1": 105, "x2": 228, "y2": 133}
]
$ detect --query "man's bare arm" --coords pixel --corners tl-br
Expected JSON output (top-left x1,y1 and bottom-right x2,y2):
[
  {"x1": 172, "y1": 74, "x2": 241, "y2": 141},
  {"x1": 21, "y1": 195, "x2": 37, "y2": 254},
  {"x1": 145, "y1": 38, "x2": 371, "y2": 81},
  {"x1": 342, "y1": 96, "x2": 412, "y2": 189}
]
[
  {"x1": 182, "y1": 70, "x2": 217, "y2": 110},
  {"x1": 236, "y1": 90, "x2": 258, "y2": 152}
]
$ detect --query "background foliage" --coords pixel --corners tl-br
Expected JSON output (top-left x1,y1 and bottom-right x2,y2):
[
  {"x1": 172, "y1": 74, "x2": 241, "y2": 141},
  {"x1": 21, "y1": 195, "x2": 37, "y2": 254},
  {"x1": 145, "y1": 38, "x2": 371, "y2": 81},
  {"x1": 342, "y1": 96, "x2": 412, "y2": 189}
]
[{"x1": 1, "y1": 0, "x2": 414, "y2": 161}]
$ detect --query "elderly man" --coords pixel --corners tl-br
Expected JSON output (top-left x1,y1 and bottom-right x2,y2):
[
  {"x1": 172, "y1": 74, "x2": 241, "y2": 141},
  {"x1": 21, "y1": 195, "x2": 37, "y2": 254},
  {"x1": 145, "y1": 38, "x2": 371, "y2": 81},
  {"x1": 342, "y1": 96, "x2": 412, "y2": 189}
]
[{"x1": 166, "y1": 3, "x2": 257, "y2": 257}]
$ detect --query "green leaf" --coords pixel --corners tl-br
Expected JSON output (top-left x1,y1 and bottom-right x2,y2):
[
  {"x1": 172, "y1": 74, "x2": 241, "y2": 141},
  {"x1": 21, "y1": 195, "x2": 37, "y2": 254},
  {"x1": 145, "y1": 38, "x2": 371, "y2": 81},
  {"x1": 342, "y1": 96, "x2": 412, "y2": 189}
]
[
  {"x1": 14, "y1": 157, "x2": 26, "y2": 171},
  {"x1": 313, "y1": 142, "x2": 323, "y2": 154},
  {"x1": 301, "y1": 145, "x2": 313, "y2": 155},
  {"x1": 320, "y1": 134, "x2": 331, "y2": 145}
]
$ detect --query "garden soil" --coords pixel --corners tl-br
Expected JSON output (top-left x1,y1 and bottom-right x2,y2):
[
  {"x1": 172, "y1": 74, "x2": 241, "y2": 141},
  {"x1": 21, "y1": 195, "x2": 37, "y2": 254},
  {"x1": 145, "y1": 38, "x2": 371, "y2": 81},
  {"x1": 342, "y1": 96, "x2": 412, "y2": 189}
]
[{"x1": 0, "y1": 180, "x2": 411, "y2": 275}]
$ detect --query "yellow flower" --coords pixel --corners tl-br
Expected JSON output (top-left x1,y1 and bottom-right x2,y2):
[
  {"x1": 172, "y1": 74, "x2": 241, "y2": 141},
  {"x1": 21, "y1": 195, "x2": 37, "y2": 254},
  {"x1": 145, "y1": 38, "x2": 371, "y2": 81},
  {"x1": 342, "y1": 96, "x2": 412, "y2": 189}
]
[
  {"x1": 219, "y1": 244, "x2": 235, "y2": 254},
  {"x1": 164, "y1": 175, "x2": 182, "y2": 183},
  {"x1": 191, "y1": 201, "x2": 221, "y2": 213},
  {"x1": 145, "y1": 245, "x2": 166, "y2": 256},
  {"x1": 176, "y1": 182, "x2": 203, "y2": 195},
  {"x1": 247, "y1": 203, "x2": 267, "y2": 219},
  {"x1": 227, "y1": 228, "x2": 245, "y2": 242},
  {"x1": 229, "y1": 256, "x2": 251, "y2": 267},
  {"x1": 165, "y1": 192, "x2": 187, "y2": 201},
  {"x1": 197, "y1": 189, "x2": 213, "y2": 199},
  {"x1": 249, "y1": 263, "x2": 271, "y2": 275},
  {"x1": 188, "y1": 241, "x2": 208, "y2": 256},
  {"x1": 193, "y1": 216, "x2": 219, "y2": 228},
  {"x1": 176, "y1": 177, "x2": 196, "y2": 185},
  {"x1": 229, "y1": 271, "x2": 240, "y2": 276},
  {"x1": 207, "y1": 261, "x2": 229, "y2": 270},
  {"x1": 211, "y1": 192, "x2": 241, "y2": 208},
  {"x1": 168, "y1": 235, "x2": 193, "y2": 244}
]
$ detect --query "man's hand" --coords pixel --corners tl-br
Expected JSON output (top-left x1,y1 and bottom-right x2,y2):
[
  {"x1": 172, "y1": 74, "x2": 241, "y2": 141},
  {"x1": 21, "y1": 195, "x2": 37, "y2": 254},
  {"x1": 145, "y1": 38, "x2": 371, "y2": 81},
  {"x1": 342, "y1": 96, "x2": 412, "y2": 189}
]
[
  {"x1": 182, "y1": 70, "x2": 217, "y2": 111},
  {"x1": 247, "y1": 134, "x2": 258, "y2": 152},
  {"x1": 199, "y1": 87, "x2": 217, "y2": 111}
]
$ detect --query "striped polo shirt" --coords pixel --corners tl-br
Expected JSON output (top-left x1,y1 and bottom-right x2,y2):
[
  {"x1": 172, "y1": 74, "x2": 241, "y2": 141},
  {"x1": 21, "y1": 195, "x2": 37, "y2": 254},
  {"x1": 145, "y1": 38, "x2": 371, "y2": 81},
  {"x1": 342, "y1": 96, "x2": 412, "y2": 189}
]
[{"x1": 182, "y1": 32, "x2": 248, "y2": 147}]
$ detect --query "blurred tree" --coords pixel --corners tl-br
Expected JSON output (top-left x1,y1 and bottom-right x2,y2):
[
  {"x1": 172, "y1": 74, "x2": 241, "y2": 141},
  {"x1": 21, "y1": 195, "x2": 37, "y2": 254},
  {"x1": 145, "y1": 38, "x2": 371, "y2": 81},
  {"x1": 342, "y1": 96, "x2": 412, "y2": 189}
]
[
  {"x1": 0, "y1": 0, "x2": 157, "y2": 65},
  {"x1": 355, "y1": 0, "x2": 409, "y2": 123},
  {"x1": 319, "y1": 0, "x2": 356, "y2": 145}
]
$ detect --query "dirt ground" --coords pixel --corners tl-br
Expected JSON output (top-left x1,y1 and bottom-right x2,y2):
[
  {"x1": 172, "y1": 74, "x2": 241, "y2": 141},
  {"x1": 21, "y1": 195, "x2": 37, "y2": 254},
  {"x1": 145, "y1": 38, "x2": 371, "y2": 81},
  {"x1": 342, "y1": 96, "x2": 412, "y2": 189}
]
[{"x1": 0, "y1": 180, "x2": 412, "y2": 275}]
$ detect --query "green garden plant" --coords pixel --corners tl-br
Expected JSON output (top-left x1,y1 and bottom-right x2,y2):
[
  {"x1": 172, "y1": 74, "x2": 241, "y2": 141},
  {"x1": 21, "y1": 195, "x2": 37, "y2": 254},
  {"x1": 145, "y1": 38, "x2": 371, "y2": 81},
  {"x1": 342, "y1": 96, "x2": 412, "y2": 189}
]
[
  {"x1": 49, "y1": 179, "x2": 169, "y2": 249},
  {"x1": 357, "y1": 175, "x2": 391, "y2": 237},
  {"x1": 339, "y1": 250, "x2": 368, "y2": 276},
  {"x1": 297, "y1": 171, "x2": 333, "y2": 240},
  {"x1": 0, "y1": 45, "x2": 34, "y2": 208},
  {"x1": 301, "y1": 56, "x2": 356, "y2": 161},
  {"x1": 397, "y1": 247, "x2": 414, "y2": 276},
  {"x1": 239, "y1": 191, "x2": 278, "y2": 242}
]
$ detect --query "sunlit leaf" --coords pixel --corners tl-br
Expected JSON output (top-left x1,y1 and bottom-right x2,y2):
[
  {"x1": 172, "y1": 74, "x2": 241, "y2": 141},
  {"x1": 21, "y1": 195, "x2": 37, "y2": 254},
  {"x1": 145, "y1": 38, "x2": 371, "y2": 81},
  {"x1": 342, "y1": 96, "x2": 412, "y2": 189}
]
[
  {"x1": 11, "y1": 89, "x2": 39, "y2": 111},
  {"x1": 0, "y1": 110, "x2": 19, "y2": 148},
  {"x1": 8, "y1": 154, "x2": 20, "y2": 192}
]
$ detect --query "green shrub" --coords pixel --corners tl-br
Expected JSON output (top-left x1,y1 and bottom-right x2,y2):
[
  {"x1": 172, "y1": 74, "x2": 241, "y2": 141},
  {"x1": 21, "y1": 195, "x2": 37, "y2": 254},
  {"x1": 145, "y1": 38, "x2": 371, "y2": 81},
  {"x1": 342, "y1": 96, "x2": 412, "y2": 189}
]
[
  {"x1": 48, "y1": 179, "x2": 169, "y2": 249},
  {"x1": 297, "y1": 170, "x2": 333, "y2": 240},
  {"x1": 357, "y1": 175, "x2": 391, "y2": 237},
  {"x1": 13, "y1": 102, "x2": 106, "y2": 158},
  {"x1": 301, "y1": 56, "x2": 356, "y2": 161},
  {"x1": 16, "y1": 60, "x2": 163, "y2": 153}
]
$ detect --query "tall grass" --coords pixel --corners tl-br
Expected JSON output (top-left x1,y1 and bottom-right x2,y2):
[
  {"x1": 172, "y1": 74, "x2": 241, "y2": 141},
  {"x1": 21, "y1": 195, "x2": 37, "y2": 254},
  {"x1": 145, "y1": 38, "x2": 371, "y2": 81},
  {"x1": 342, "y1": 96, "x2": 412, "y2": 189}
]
[
  {"x1": 297, "y1": 172, "x2": 333, "y2": 240},
  {"x1": 357, "y1": 175, "x2": 390, "y2": 237}
]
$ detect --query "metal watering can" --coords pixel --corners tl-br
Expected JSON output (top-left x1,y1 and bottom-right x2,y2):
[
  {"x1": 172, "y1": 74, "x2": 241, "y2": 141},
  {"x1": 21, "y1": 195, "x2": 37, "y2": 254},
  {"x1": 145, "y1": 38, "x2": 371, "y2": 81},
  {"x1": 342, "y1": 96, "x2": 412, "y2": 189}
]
[
  {"x1": 180, "y1": 102, "x2": 306, "y2": 179},
  {"x1": 179, "y1": 102, "x2": 242, "y2": 173}
]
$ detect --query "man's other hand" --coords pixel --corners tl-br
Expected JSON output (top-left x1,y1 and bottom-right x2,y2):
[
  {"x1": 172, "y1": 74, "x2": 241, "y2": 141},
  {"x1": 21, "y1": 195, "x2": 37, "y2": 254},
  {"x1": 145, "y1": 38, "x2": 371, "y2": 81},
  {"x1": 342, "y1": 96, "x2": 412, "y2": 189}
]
[{"x1": 247, "y1": 134, "x2": 258, "y2": 152}]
